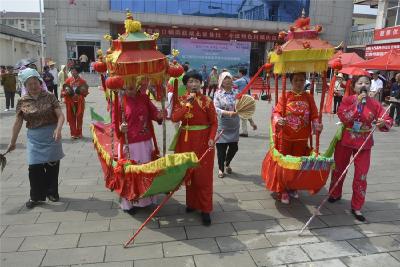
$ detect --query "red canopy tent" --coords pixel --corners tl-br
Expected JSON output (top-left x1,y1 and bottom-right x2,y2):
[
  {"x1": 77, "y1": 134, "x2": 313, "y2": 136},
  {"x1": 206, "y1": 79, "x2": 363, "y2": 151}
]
[
  {"x1": 350, "y1": 49, "x2": 400, "y2": 70},
  {"x1": 328, "y1": 51, "x2": 365, "y2": 67}
]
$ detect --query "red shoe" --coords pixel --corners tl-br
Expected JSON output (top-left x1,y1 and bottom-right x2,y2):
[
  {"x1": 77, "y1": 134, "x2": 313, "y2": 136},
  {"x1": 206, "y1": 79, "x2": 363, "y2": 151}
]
[{"x1": 280, "y1": 192, "x2": 290, "y2": 204}]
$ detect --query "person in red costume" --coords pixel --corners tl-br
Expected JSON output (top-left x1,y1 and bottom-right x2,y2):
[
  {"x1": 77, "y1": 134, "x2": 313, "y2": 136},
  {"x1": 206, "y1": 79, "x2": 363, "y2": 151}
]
[
  {"x1": 171, "y1": 70, "x2": 218, "y2": 226},
  {"x1": 114, "y1": 78, "x2": 164, "y2": 214},
  {"x1": 328, "y1": 75, "x2": 393, "y2": 222},
  {"x1": 268, "y1": 72, "x2": 322, "y2": 204},
  {"x1": 62, "y1": 66, "x2": 88, "y2": 139}
]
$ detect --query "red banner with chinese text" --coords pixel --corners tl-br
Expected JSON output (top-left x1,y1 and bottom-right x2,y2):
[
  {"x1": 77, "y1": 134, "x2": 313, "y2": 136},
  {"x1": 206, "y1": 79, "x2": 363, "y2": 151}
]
[
  {"x1": 365, "y1": 42, "x2": 400, "y2": 59},
  {"x1": 374, "y1": 26, "x2": 400, "y2": 41}
]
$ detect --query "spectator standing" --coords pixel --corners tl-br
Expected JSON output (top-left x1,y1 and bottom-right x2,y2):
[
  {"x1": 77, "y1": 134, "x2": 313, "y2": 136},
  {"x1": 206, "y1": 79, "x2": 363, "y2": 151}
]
[
  {"x1": 1, "y1": 66, "x2": 17, "y2": 111},
  {"x1": 48, "y1": 61, "x2": 59, "y2": 100},
  {"x1": 370, "y1": 71, "x2": 383, "y2": 101},
  {"x1": 79, "y1": 53, "x2": 89, "y2": 72},
  {"x1": 389, "y1": 73, "x2": 400, "y2": 127}
]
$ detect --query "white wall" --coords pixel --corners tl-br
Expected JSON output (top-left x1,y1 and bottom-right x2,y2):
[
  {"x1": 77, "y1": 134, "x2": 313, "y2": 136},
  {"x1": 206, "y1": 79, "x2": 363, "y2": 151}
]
[{"x1": 0, "y1": 33, "x2": 42, "y2": 67}]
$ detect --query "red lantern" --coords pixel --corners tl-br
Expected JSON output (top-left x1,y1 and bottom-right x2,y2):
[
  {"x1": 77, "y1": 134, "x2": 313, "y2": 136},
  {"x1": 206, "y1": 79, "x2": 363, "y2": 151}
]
[
  {"x1": 331, "y1": 59, "x2": 342, "y2": 71},
  {"x1": 289, "y1": 26, "x2": 296, "y2": 32},
  {"x1": 315, "y1": 25, "x2": 323, "y2": 32},
  {"x1": 106, "y1": 76, "x2": 124, "y2": 90},
  {"x1": 264, "y1": 63, "x2": 273, "y2": 72},
  {"x1": 168, "y1": 60, "x2": 184, "y2": 78},
  {"x1": 302, "y1": 41, "x2": 311, "y2": 49},
  {"x1": 93, "y1": 61, "x2": 107, "y2": 73}
]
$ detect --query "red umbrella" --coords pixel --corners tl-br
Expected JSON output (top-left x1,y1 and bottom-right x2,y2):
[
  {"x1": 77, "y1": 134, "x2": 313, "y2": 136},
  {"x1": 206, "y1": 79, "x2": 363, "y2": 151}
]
[
  {"x1": 340, "y1": 67, "x2": 370, "y2": 76},
  {"x1": 350, "y1": 49, "x2": 400, "y2": 71},
  {"x1": 328, "y1": 52, "x2": 365, "y2": 67}
]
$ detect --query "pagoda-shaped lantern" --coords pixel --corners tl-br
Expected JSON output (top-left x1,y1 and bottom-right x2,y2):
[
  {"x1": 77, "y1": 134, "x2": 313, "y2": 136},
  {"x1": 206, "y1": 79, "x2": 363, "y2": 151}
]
[{"x1": 104, "y1": 10, "x2": 168, "y2": 98}]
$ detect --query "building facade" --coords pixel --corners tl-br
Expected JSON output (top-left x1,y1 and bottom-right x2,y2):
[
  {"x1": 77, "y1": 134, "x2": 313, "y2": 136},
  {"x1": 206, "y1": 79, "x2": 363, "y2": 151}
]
[
  {"x1": 0, "y1": 24, "x2": 44, "y2": 67},
  {"x1": 354, "y1": 0, "x2": 400, "y2": 58},
  {"x1": 0, "y1": 12, "x2": 45, "y2": 37},
  {"x1": 44, "y1": 0, "x2": 353, "y2": 74}
]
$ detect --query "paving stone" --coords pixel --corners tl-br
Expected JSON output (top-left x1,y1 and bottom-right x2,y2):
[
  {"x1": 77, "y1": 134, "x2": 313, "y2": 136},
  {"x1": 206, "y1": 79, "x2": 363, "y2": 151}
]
[
  {"x1": 194, "y1": 251, "x2": 257, "y2": 267},
  {"x1": 249, "y1": 246, "x2": 310, "y2": 266},
  {"x1": 158, "y1": 213, "x2": 201, "y2": 228},
  {"x1": 247, "y1": 207, "x2": 293, "y2": 220},
  {"x1": 2, "y1": 222, "x2": 59, "y2": 237},
  {"x1": 355, "y1": 222, "x2": 400, "y2": 237},
  {"x1": 105, "y1": 243, "x2": 163, "y2": 261},
  {"x1": 234, "y1": 191, "x2": 272, "y2": 201},
  {"x1": 301, "y1": 241, "x2": 359, "y2": 260},
  {"x1": 71, "y1": 262, "x2": 133, "y2": 267},
  {"x1": 60, "y1": 192, "x2": 94, "y2": 201},
  {"x1": 277, "y1": 217, "x2": 327, "y2": 231},
  {"x1": 0, "y1": 237, "x2": 24, "y2": 252},
  {"x1": 318, "y1": 213, "x2": 363, "y2": 227},
  {"x1": 311, "y1": 226, "x2": 365, "y2": 241},
  {"x1": 18, "y1": 201, "x2": 69, "y2": 213},
  {"x1": 390, "y1": 250, "x2": 400, "y2": 261},
  {"x1": 19, "y1": 233, "x2": 80, "y2": 251},
  {"x1": 214, "y1": 185, "x2": 249, "y2": 194},
  {"x1": 216, "y1": 234, "x2": 272, "y2": 252},
  {"x1": 348, "y1": 236, "x2": 400, "y2": 254},
  {"x1": 134, "y1": 256, "x2": 195, "y2": 267},
  {"x1": 42, "y1": 246, "x2": 106, "y2": 266},
  {"x1": 61, "y1": 178, "x2": 99, "y2": 186},
  {"x1": 185, "y1": 223, "x2": 236, "y2": 239},
  {"x1": 0, "y1": 250, "x2": 46, "y2": 267},
  {"x1": 266, "y1": 230, "x2": 319, "y2": 246},
  {"x1": 79, "y1": 230, "x2": 131, "y2": 246},
  {"x1": 232, "y1": 220, "x2": 283, "y2": 234},
  {"x1": 110, "y1": 218, "x2": 159, "y2": 231},
  {"x1": 86, "y1": 209, "x2": 133, "y2": 221},
  {"x1": 288, "y1": 259, "x2": 347, "y2": 267},
  {"x1": 57, "y1": 220, "x2": 110, "y2": 234},
  {"x1": 219, "y1": 200, "x2": 264, "y2": 211},
  {"x1": 36, "y1": 210, "x2": 88, "y2": 223},
  {"x1": 0, "y1": 213, "x2": 39, "y2": 225},
  {"x1": 163, "y1": 238, "x2": 220, "y2": 257},
  {"x1": 131, "y1": 227, "x2": 187, "y2": 244},
  {"x1": 342, "y1": 253, "x2": 400, "y2": 267},
  {"x1": 212, "y1": 210, "x2": 253, "y2": 224},
  {"x1": 67, "y1": 200, "x2": 114, "y2": 210},
  {"x1": 363, "y1": 210, "x2": 400, "y2": 223}
]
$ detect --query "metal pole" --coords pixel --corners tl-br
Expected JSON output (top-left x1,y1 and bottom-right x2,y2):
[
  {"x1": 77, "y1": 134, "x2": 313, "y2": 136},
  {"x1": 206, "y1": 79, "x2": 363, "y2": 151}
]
[{"x1": 39, "y1": 0, "x2": 45, "y2": 71}]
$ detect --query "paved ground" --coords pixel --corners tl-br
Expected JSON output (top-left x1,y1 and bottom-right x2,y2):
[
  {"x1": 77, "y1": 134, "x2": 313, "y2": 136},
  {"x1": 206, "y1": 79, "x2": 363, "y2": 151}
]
[{"x1": 1, "y1": 74, "x2": 400, "y2": 267}]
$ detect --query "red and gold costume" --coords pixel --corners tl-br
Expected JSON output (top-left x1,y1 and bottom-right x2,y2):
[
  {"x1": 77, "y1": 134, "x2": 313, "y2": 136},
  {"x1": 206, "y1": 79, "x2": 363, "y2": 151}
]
[
  {"x1": 273, "y1": 91, "x2": 319, "y2": 156},
  {"x1": 62, "y1": 76, "x2": 88, "y2": 137},
  {"x1": 171, "y1": 93, "x2": 217, "y2": 213},
  {"x1": 262, "y1": 91, "x2": 319, "y2": 193},
  {"x1": 329, "y1": 95, "x2": 392, "y2": 210}
]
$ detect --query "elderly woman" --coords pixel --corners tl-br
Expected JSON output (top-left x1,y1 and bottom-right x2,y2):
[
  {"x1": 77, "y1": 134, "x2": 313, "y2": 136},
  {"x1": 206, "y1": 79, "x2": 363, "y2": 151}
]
[
  {"x1": 329, "y1": 75, "x2": 393, "y2": 221},
  {"x1": 213, "y1": 72, "x2": 240, "y2": 178},
  {"x1": 7, "y1": 68, "x2": 65, "y2": 209}
]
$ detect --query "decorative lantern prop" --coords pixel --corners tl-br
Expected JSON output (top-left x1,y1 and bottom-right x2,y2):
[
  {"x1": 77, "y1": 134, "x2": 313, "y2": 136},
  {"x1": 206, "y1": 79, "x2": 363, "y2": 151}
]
[
  {"x1": 90, "y1": 10, "x2": 202, "y2": 248},
  {"x1": 239, "y1": 11, "x2": 336, "y2": 202}
]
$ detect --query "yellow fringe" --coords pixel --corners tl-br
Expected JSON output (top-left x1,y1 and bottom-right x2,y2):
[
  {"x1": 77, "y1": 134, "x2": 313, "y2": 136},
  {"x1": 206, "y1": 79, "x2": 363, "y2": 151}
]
[{"x1": 270, "y1": 148, "x2": 302, "y2": 170}]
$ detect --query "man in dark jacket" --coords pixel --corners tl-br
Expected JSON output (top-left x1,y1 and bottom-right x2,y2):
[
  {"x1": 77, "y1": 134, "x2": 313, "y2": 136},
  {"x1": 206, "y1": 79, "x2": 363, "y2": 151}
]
[{"x1": 1, "y1": 66, "x2": 17, "y2": 111}]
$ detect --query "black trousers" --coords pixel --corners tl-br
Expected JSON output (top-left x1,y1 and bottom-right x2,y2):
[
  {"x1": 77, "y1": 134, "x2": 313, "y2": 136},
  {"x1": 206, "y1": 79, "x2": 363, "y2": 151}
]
[
  {"x1": 28, "y1": 161, "x2": 60, "y2": 201},
  {"x1": 216, "y1": 142, "x2": 238, "y2": 172},
  {"x1": 5, "y1": 91, "x2": 15, "y2": 109},
  {"x1": 333, "y1": 95, "x2": 343, "y2": 114}
]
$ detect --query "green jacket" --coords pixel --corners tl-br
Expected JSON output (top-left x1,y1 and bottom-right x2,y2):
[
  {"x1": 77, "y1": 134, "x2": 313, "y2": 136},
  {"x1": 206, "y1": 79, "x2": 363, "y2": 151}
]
[{"x1": 1, "y1": 73, "x2": 17, "y2": 92}]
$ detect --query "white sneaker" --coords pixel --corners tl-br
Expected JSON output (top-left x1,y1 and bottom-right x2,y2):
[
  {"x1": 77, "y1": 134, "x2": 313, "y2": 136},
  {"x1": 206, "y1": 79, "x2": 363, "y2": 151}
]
[
  {"x1": 289, "y1": 190, "x2": 299, "y2": 199},
  {"x1": 4, "y1": 109, "x2": 9, "y2": 112}
]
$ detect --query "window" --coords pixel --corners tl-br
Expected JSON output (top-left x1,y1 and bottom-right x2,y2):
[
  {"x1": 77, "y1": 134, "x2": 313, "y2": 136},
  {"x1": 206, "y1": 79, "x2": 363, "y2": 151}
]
[
  {"x1": 21, "y1": 23, "x2": 25, "y2": 29},
  {"x1": 386, "y1": 0, "x2": 400, "y2": 26}
]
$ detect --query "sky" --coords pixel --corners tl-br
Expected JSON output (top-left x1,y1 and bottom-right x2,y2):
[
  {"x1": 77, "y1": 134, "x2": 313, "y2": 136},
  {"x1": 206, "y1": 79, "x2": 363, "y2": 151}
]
[
  {"x1": 0, "y1": 0, "x2": 377, "y2": 15},
  {"x1": 0, "y1": 0, "x2": 43, "y2": 12}
]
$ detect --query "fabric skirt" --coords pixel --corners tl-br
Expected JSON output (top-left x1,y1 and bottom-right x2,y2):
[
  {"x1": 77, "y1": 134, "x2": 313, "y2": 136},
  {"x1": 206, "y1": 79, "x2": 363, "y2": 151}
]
[
  {"x1": 27, "y1": 124, "x2": 64, "y2": 165},
  {"x1": 217, "y1": 115, "x2": 240, "y2": 143},
  {"x1": 118, "y1": 139, "x2": 158, "y2": 208}
]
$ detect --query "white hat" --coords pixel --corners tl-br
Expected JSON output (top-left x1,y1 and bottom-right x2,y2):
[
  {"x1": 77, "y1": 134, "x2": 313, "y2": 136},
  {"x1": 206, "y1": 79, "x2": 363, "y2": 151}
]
[
  {"x1": 336, "y1": 73, "x2": 344, "y2": 78},
  {"x1": 212, "y1": 66, "x2": 218, "y2": 70}
]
